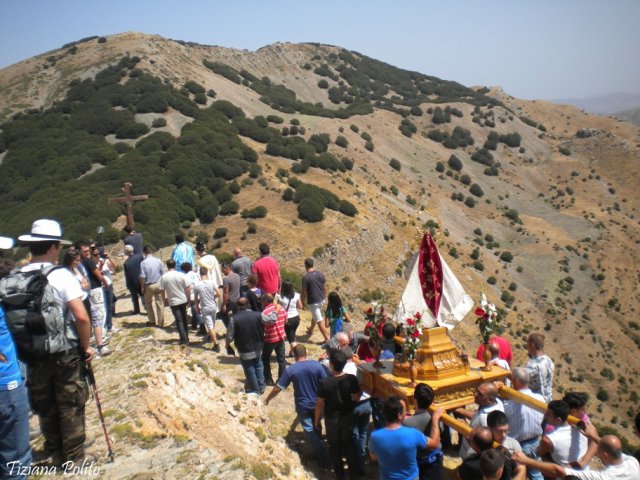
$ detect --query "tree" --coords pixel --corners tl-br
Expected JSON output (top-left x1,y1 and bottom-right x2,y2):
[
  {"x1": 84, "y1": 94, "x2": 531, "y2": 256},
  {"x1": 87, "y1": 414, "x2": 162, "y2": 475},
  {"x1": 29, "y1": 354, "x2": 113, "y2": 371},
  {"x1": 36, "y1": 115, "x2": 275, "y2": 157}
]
[
  {"x1": 219, "y1": 201, "x2": 239, "y2": 216},
  {"x1": 469, "y1": 183, "x2": 484, "y2": 197},
  {"x1": 335, "y1": 135, "x2": 349, "y2": 148},
  {"x1": 448, "y1": 155, "x2": 463, "y2": 171},
  {"x1": 338, "y1": 200, "x2": 358, "y2": 217},
  {"x1": 298, "y1": 198, "x2": 324, "y2": 222},
  {"x1": 389, "y1": 158, "x2": 401, "y2": 171},
  {"x1": 499, "y1": 251, "x2": 514, "y2": 263},
  {"x1": 317, "y1": 79, "x2": 329, "y2": 89}
]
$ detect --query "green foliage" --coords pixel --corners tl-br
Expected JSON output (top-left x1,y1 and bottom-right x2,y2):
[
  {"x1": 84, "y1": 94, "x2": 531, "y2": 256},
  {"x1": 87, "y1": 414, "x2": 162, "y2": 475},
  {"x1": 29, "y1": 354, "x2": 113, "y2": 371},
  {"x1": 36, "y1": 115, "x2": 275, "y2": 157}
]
[
  {"x1": 487, "y1": 276, "x2": 497, "y2": 285},
  {"x1": 464, "y1": 197, "x2": 477, "y2": 208},
  {"x1": 247, "y1": 222, "x2": 257, "y2": 234},
  {"x1": 364, "y1": 140, "x2": 374, "y2": 152},
  {"x1": 335, "y1": 135, "x2": 348, "y2": 148},
  {"x1": 266, "y1": 115, "x2": 284, "y2": 124},
  {"x1": 219, "y1": 201, "x2": 239, "y2": 216},
  {"x1": 399, "y1": 118, "x2": 417, "y2": 137},
  {"x1": 435, "y1": 162, "x2": 445, "y2": 173},
  {"x1": 469, "y1": 183, "x2": 484, "y2": 197},
  {"x1": 338, "y1": 200, "x2": 358, "y2": 216},
  {"x1": 151, "y1": 117, "x2": 167, "y2": 128},
  {"x1": 432, "y1": 106, "x2": 451, "y2": 124},
  {"x1": 282, "y1": 188, "x2": 294, "y2": 201},
  {"x1": 389, "y1": 158, "x2": 402, "y2": 171},
  {"x1": 298, "y1": 198, "x2": 324, "y2": 222},
  {"x1": 471, "y1": 148, "x2": 495, "y2": 166},
  {"x1": 559, "y1": 147, "x2": 571, "y2": 156},
  {"x1": 500, "y1": 251, "x2": 514, "y2": 263},
  {"x1": 504, "y1": 209, "x2": 520, "y2": 223},
  {"x1": 350, "y1": 124, "x2": 359, "y2": 133},
  {"x1": 448, "y1": 154, "x2": 463, "y2": 171},
  {"x1": 473, "y1": 260, "x2": 484, "y2": 271},
  {"x1": 241, "y1": 206, "x2": 268, "y2": 218},
  {"x1": 410, "y1": 106, "x2": 423, "y2": 116},
  {"x1": 389, "y1": 185, "x2": 399, "y2": 196},
  {"x1": 213, "y1": 228, "x2": 228, "y2": 239},
  {"x1": 317, "y1": 79, "x2": 329, "y2": 89},
  {"x1": 202, "y1": 60, "x2": 242, "y2": 84},
  {"x1": 184, "y1": 80, "x2": 205, "y2": 95},
  {"x1": 500, "y1": 290, "x2": 515, "y2": 308}
]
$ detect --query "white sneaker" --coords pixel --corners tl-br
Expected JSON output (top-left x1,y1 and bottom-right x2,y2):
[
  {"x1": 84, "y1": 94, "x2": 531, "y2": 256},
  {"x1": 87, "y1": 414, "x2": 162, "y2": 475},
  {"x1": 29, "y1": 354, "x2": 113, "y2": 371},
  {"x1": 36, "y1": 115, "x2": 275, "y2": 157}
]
[{"x1": 98, "y1": 345, "x2": 112, "y2": 357}]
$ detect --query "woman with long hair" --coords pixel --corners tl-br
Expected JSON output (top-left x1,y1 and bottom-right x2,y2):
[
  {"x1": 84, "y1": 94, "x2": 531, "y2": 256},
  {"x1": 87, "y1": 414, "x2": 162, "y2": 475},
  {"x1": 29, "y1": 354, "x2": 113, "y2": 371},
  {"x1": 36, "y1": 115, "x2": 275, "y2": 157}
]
[
  {"x1": 279, "y1": 280, "x2": 302, "y2": 357},
  {"x1": 324, "y1": 291, "x2": 351, "y2": 336}
]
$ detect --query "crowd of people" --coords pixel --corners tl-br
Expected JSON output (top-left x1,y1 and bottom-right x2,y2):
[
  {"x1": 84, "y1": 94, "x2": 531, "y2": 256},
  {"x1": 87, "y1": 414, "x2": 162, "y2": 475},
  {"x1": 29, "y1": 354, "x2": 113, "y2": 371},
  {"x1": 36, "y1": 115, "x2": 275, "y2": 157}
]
[{"x1": 0, "y1": 218, "x2": 639, "y2": 480}]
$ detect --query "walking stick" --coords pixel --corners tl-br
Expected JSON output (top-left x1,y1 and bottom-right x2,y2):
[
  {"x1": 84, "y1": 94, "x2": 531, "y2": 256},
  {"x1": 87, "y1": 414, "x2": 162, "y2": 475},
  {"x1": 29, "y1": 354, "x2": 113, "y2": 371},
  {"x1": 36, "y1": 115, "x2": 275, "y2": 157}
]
[{"x1": 86, "y1": 363, "x2": 116, "y2": 462}]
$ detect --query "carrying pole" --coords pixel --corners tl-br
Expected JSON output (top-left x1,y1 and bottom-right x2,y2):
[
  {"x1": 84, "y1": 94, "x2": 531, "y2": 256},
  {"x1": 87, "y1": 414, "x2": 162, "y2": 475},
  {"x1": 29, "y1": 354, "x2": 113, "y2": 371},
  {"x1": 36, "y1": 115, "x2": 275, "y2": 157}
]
[{"x1": 86, "y1": 363, "x2": 115, "y2": 462}]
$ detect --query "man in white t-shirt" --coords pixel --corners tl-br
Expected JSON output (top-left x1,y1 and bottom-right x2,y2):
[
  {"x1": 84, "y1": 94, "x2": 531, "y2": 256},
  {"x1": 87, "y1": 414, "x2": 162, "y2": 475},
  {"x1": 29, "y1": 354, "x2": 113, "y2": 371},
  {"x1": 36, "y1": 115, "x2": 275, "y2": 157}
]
[
  {"x1": 160, "y1": 259, "x2": 190, "y2": 345},
  {"x1": 193, "y1": 266, "x2": 221, "y2": 352},
  {"x1": 514, "y1": 427, "x2": 639, "y2": 479},
  {"x1": 11, "y1": 219, "x2": 95, "y2": 466},
  {"x1": 454, "y1": 382, "x2": 505, "y2": 459}
]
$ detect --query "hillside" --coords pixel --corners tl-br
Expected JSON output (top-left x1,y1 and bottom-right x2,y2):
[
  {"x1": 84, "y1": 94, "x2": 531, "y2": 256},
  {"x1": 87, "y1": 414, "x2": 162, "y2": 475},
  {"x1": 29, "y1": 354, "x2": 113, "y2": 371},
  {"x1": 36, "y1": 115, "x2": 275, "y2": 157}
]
[
  {"x1": 2, "y1": 31, "x2": 640, "y2": 466},
  {"x1": 615, "y1": 106, "x2": 640, "y2": 126}
]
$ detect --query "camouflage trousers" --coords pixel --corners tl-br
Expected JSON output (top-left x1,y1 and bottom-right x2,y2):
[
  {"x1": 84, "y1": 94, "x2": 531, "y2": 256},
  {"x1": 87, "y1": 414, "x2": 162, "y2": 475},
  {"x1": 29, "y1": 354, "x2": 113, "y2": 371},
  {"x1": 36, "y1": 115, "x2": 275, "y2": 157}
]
[{"x1": 28, "y1": 350, "x2": 89, "y2": 463}]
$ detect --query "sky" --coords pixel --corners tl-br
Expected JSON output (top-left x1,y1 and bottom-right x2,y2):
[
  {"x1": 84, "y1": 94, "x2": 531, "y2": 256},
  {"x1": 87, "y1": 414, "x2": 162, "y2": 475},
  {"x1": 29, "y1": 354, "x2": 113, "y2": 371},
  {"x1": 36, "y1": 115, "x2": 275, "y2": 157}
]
[{"x1": 1, "y1": 0, "x2": 639, "y2": 100}]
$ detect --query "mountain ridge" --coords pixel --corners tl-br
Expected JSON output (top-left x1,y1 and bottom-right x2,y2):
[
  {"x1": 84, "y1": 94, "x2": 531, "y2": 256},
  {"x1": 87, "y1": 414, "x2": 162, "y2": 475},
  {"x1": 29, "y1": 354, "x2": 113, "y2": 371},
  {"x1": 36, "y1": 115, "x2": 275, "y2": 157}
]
[{"x1": 1, "y1": 32, "x2": 639, "y2": 468}]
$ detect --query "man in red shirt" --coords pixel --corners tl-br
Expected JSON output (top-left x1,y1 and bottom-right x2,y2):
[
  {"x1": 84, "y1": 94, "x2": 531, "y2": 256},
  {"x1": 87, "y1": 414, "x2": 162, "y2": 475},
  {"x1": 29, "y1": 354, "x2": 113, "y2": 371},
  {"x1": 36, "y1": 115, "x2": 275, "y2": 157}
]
[
  {"x1": 251, "y1": 243, "x2": 280, "y2": 295},
  {"x1": 476, "y1": 336, "x2": 514, "y2": 366}
]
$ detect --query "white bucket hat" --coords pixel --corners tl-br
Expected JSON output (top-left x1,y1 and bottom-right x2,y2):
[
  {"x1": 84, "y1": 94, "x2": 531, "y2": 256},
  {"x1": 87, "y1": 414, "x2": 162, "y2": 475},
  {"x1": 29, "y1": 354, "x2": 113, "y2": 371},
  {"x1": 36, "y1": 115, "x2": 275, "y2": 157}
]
[
  {"x1": 17, "y1": 219, "x2": 72, "y2": 245},
  {"x1": 0, "y1": 236, "x2": 14, "y2": 249}
]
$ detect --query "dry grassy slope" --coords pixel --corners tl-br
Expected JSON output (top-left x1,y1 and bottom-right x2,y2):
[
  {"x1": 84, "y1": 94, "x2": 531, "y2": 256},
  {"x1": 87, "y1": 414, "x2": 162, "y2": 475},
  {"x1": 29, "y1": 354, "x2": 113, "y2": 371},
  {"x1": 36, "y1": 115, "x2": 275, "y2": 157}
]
[{"x1": 2, "y1": 33, "x2": 640, "y2": 444}]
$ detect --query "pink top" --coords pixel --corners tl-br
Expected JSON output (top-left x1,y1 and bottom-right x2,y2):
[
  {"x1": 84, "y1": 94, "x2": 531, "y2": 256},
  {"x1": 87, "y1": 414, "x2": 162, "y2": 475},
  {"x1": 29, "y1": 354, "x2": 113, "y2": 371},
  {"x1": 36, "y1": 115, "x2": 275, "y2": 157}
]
[
  {"x1": 262, "y1": 304, "x2": 286, "y2": 344},
  {"x1": 252, "y1": 256, "x2": 280, "y2": 295}
]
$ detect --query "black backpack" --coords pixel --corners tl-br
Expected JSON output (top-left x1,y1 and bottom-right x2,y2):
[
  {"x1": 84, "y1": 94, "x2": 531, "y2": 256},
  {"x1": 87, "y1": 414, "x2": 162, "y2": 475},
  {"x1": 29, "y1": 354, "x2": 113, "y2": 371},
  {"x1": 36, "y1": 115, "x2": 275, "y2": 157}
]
[{"x1": 0, "y1": 265, "x2": 71, "y2": 362}]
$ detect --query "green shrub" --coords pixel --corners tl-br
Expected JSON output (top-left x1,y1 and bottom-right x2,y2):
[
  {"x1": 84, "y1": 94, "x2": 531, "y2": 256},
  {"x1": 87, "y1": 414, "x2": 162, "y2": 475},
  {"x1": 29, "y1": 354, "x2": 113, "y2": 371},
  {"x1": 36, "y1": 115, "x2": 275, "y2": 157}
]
[
  {"x1": 448, "y1": 155, "x2": 463, "y2": 171},
  {"x1": 298, "y1": 198, "x2": 324, "y2": 222},
  {"x1": 435, "y1": 162, "x2": 445, "y2": 172},
  {"x1": 350, "y1": 124, "x2": 359, "y2": 133},
  {"x1": 184, "y1": 80, "x2": 205, "y2": 95},
  {"x1": 473, "y1": 260, "x2": 484, "y2": 271},
  {"x1": 469, "y1": 183, "x2": 484, "y2": 197},
  {"x1": 504, "y1": 209, "x2": 520, "y2": 222},
  {"x1": 338, "y1": 200, "x2": 358, "y2": 216},
  {"x1": 318, "y1": 79, "x2": 329, "y2": 89},
  {"x1": 360, "y1": 132, "x2": 372, "y2": 142},
  {"x1": 364, "y1": 141, "x2": 374, "y2": 152},
  {"x1": 501, "y1": 290, "x2": 515, "y2": 307},
  {"x1": 151, "y1": 117, "x2": 167, "y2": 128},
  {"x1": 389, "y1": 158, "x2": 401, "y2": 171},
  {"x1": 213, "y1": 228, "x2": 227, "y2": 239},
  {"x1": 390, "y1": 185, "x2": 399, "y2": 196},
  {"x1": 460, "y1": 174, "x2": 471, "y2": 185},
  {"x1": 266, "y1": 115, "x2": 284, "y2": 124},
  {"x1": 499, "y1": 251, "x2": 514, "y2": 263},
  {"x1": 464, "y1": 197, "x2": 477, "y2": 208},
  {"x1": 487, "y1": 276, "x2": 497, "y2": 285},
  {"x1": 115, "y1": 122, "x2": 149, "y2": 139},
  {"x1": 508, "y1": 282, "x2": 517, "y2": 291},
  {"x1": 410, "y1": 106, "x2": 423, "y2": 116},
  {"x1": 335, "y1": 135, "x2": 348, "y2": 148},
  {"x1": 241, "y1": 206, "x2": 268, "y2": 218},
  {"x1": 247, "y1": 222, "x2": 257, "y2": 234},
  {"x1": 219, "y1": 201, "x2": 239, "y2": 216}
]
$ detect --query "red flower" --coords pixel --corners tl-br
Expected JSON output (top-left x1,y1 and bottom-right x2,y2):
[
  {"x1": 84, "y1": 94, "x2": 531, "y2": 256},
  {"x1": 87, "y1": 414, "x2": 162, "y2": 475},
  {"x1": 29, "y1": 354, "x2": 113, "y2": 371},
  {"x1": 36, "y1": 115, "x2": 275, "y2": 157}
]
[
  {"x1": 366, "y1": 307, "x2": 373, "y2": 315},
  {"x1": 407, "y1": 318, "x2": 415, "y2": 326},
  {"x1": 380, "y1": 306, "x2": 385, "y2": 313},
  {"x1": 411, "y1": 330, "x2": 420, "y2": 338},
  {"x1": 475, "y1": 307, "x2": 486, "y2": 317},
  {"x1": 414, "y1": 312, "x2": 422, "y2": 319}
]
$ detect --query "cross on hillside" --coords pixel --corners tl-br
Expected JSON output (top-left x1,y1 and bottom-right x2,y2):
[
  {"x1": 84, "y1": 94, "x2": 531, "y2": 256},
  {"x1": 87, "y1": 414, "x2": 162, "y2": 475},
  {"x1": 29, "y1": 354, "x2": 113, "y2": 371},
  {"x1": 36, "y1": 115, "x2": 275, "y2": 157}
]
[{"x1": 108, "y1": 182, "x2": 148, "y2": 230}]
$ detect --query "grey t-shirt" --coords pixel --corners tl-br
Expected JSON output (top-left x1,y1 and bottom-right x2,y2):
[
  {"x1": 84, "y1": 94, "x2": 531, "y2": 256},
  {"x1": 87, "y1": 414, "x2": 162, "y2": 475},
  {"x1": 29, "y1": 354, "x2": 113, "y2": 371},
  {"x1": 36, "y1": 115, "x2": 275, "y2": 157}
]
[
  {"x1": 223, "y1": 272, "x2": 241, "y2": 304},
  {"x1": 302, "y1": 270, "x2": 325, "y2": 304},
  {"x1": 231, "y1": 256, "x2": 252, "y2": 286}
]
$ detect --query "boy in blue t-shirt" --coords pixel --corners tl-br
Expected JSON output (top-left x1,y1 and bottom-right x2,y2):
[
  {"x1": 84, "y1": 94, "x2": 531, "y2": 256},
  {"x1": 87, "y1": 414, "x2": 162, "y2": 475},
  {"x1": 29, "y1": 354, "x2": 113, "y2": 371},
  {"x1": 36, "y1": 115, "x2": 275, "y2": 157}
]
[{"x1": 369, "y1": 395, "x2": 443, "y2": 480}]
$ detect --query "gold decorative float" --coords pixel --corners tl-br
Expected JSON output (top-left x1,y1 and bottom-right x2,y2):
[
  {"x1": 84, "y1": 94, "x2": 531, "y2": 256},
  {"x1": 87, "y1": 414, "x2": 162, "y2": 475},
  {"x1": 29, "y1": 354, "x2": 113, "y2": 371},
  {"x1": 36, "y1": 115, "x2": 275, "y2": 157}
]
[{"x1": 358, "y1": 327, "x2": 510, "y2": 411}]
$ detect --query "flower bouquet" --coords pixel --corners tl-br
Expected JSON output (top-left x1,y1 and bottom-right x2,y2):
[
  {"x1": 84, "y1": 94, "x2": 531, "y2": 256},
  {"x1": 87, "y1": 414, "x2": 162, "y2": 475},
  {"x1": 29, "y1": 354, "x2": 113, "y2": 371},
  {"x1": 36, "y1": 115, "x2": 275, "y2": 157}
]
[{"x1": 474, "y1": 294, "x2": 501, "y2": 370}]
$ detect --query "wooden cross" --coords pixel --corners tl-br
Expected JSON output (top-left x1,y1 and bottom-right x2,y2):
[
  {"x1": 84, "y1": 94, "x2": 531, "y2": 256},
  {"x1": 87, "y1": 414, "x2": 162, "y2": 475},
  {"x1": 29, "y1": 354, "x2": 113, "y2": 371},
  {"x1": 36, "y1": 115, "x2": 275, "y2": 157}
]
[{"x1": 108, "y1": 182, "x2": 148, "y2": 230}]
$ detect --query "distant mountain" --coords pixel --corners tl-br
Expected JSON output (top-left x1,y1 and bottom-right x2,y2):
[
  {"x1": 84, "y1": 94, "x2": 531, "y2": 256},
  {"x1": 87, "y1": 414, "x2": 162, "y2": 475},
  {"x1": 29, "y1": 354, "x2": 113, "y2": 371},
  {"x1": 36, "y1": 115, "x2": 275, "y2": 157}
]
[
  {"x1": 552, "y1": 92, "x2": 640, "y2": 115},
  {"x1": 614, "y1": 106, "x2": 640, "y2": 126}
]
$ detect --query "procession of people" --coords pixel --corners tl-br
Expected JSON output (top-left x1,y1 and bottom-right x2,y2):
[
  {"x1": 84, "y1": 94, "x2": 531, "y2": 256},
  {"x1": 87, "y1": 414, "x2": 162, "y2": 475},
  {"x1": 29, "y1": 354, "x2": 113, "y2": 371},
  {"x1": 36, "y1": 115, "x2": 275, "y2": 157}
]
[{"x1": 0, "y1": 218, "x2": 638, "y2": 480}]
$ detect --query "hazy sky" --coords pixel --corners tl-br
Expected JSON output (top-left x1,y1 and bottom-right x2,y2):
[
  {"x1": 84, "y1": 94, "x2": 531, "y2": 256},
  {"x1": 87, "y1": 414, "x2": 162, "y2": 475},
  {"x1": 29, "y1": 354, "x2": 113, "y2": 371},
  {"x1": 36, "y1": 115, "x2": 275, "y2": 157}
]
[{"x1": 1, "y1": 0, "x2": 638, "y2": 100}]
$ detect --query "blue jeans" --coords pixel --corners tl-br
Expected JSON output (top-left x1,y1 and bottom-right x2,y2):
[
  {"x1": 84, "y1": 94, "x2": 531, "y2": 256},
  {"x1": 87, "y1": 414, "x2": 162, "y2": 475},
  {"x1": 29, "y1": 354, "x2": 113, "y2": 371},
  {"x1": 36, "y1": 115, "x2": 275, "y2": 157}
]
[
  {"x1": 0, "y1": 384, "x2": 31, "y2": 480},
  {"x1": 520, "y1": 437, "x2": 543, "y2": 480},
  {"x1": 352, "y1": 399, "x2": 372, "y2": 470},
  {"x1": 103, "y1": 285, "x2": 114, "y2": 331},
  {"x1": 240, "y1": 356, "x2": 265, "y2": 394},
  {"x1": 298, "y1": 409, "x2": 329, "y2": 461}
]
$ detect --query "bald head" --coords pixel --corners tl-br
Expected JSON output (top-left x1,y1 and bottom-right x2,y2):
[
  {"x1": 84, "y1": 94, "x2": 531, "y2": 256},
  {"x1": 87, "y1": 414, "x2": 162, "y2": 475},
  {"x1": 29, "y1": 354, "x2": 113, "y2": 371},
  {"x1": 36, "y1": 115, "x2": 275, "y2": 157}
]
[
  {"x1": 475, "y1": 382, "x2": 498, "y2": 407},
  {"x1": 233, "y1": 248, "x2": 242, "y2": 258},
  {"x1": 471, "y1": 426, "x2": 494, "y2": 452},
  {"x1": 599, "y1": 435, "x2": 623, "y2": 464},
  {"x1": 488, "y1": 342, "x2": 501, "y2": 357}
]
